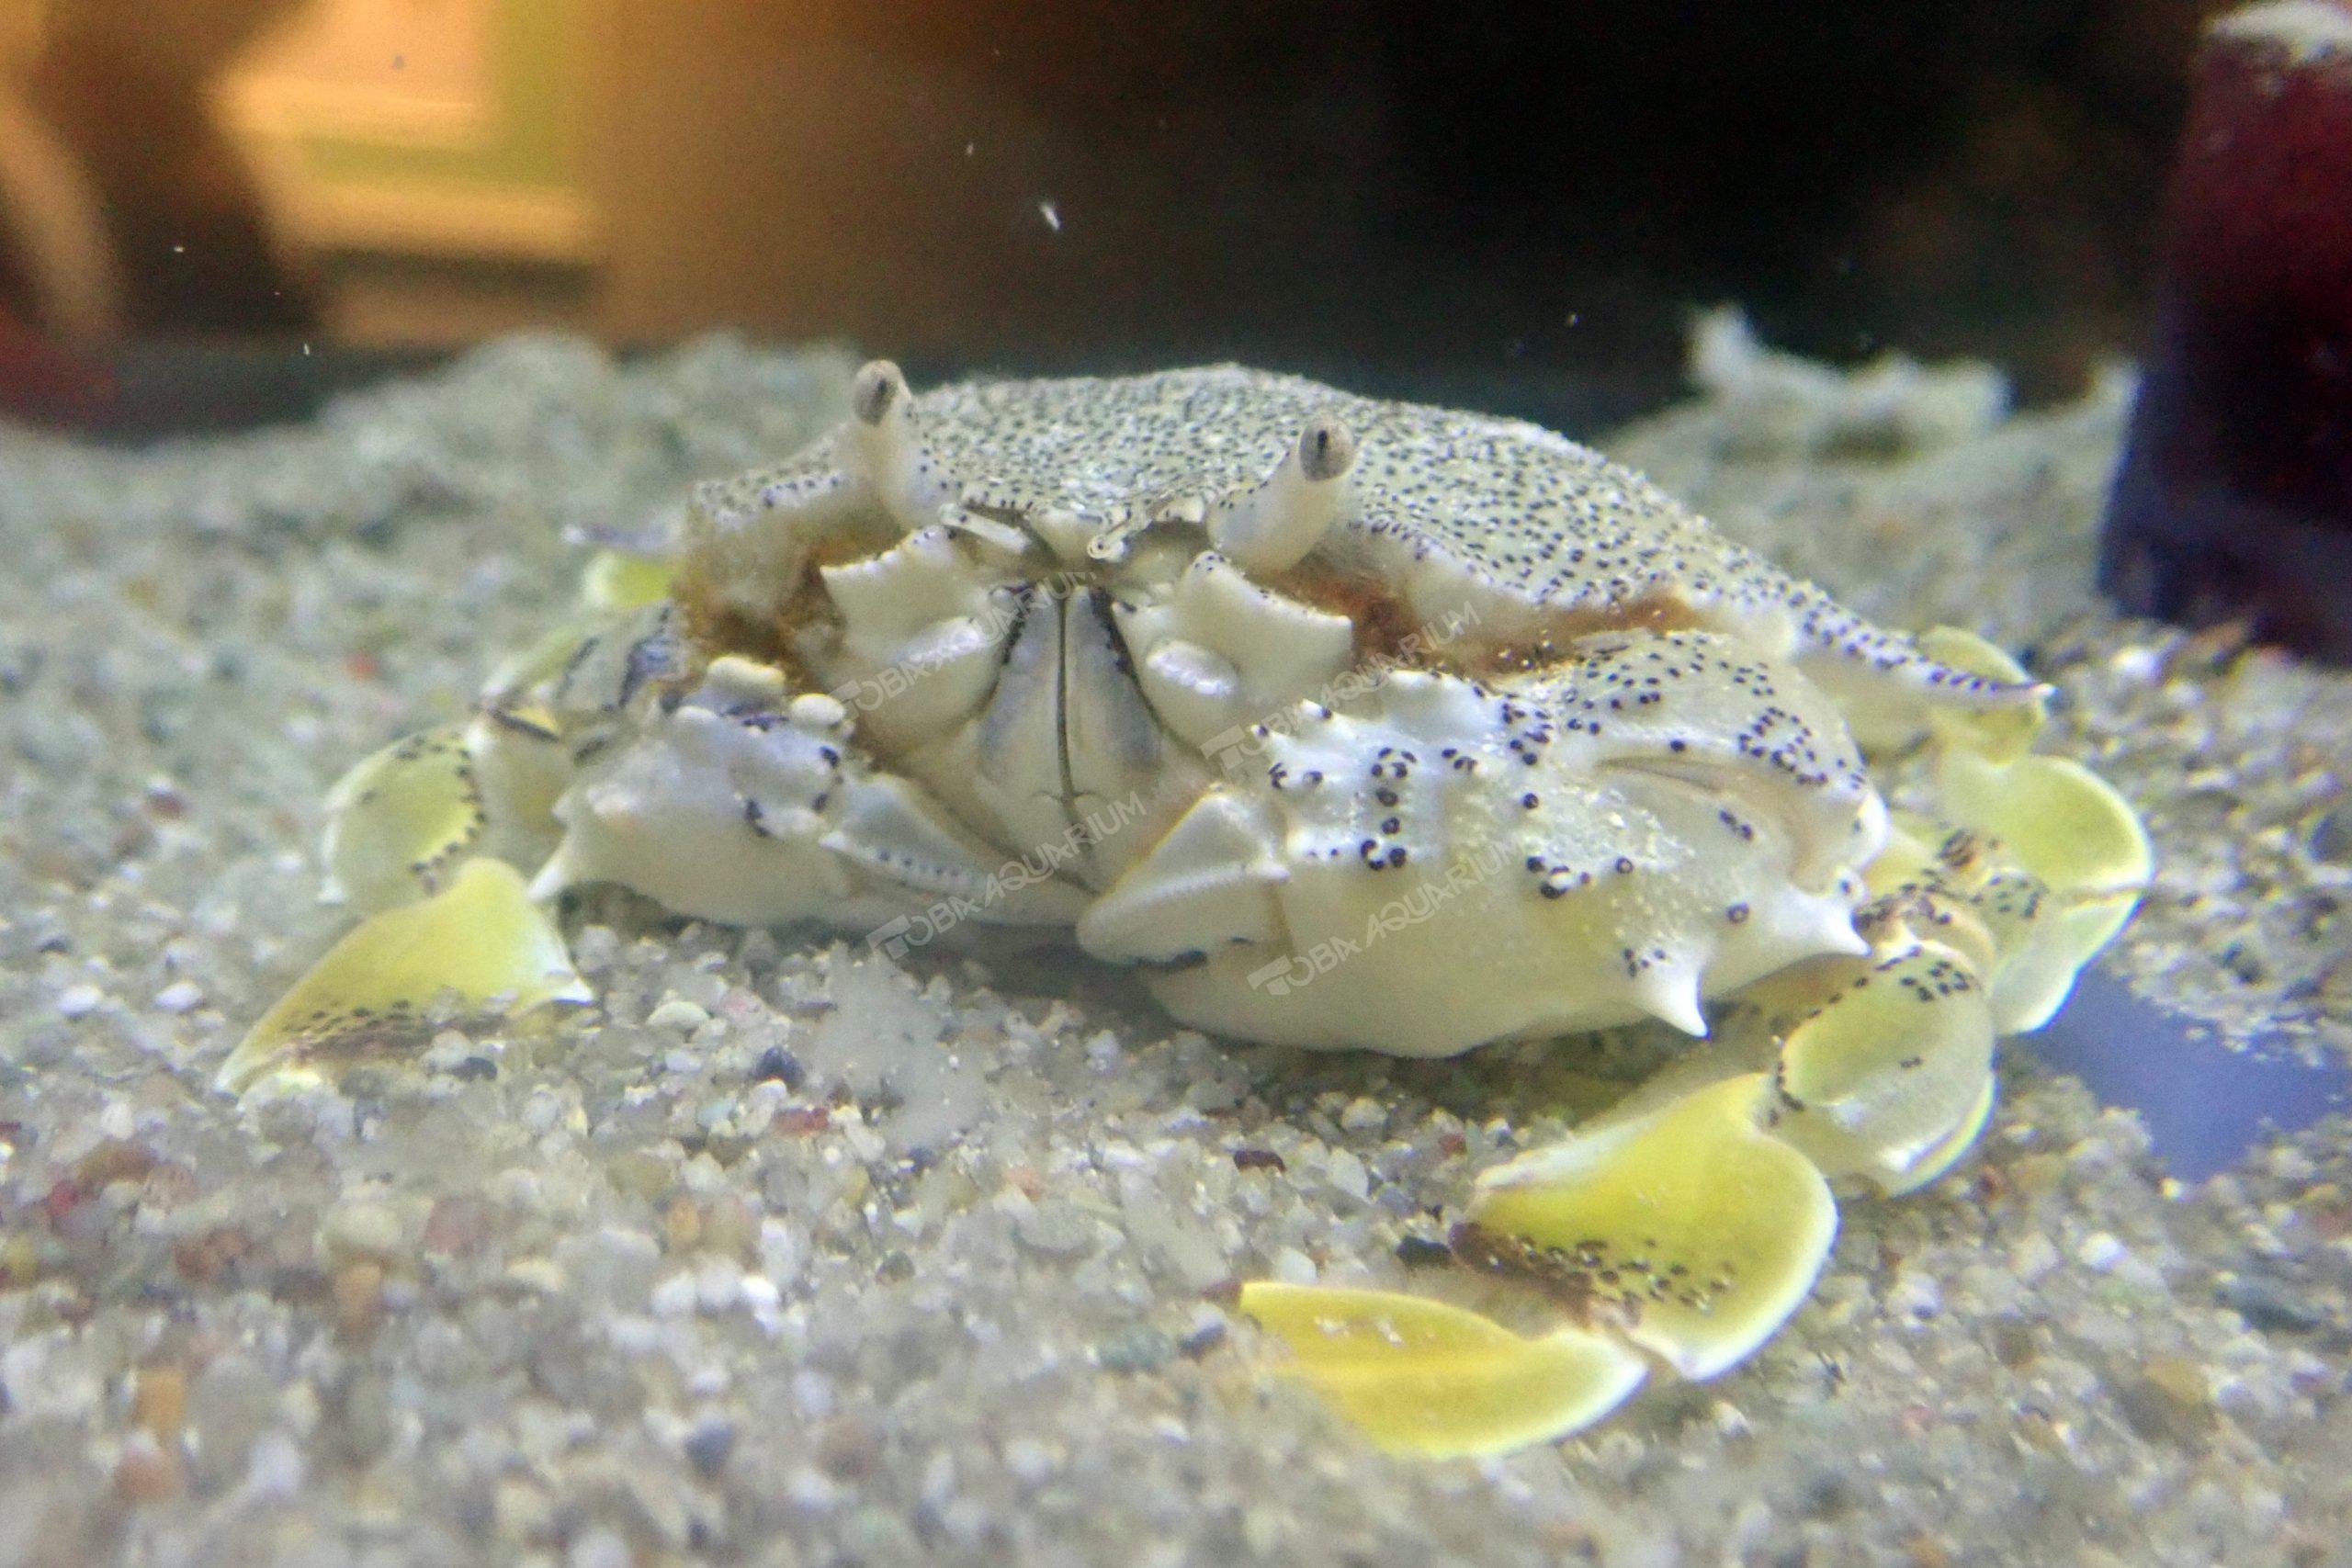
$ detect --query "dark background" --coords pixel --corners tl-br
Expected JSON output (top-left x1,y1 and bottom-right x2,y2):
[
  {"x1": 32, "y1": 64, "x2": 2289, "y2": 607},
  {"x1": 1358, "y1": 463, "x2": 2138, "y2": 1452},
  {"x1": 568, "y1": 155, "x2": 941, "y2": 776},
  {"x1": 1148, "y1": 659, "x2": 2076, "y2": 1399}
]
[
  {"x1": 775, "y1": 0, "x2": 2195, "y2": 396},
  {"x1": 0, "y1": 0, "x2": 2218, "y2": 434}
]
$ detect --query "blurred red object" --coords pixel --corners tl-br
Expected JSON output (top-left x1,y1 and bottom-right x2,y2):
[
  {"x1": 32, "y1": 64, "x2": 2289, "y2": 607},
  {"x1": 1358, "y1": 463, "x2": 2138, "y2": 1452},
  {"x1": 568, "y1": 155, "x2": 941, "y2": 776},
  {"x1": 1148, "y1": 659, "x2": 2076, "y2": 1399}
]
[
  {"x1": 0, "y1": 294, "x2": 115, "y2": 427},
  {"x1": 2101, "y1": 0, "x2": 2352, "y2": 660}
]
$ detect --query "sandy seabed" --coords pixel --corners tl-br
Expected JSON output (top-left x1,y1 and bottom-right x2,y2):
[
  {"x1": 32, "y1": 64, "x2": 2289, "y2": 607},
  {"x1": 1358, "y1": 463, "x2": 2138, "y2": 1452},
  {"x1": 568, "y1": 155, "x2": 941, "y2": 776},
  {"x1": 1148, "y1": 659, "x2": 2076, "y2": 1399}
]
[{"x1": 2, "y1": 332, "x2": 2348, "y2": 1568}]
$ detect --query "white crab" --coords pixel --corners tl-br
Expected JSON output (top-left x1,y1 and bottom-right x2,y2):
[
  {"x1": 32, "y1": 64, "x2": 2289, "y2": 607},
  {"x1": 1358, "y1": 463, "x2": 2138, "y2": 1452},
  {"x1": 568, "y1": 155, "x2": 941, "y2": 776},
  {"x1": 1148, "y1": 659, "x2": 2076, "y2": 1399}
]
[{"x1": 231, "y1": 362, "x2": 2151, "y2": 1458}]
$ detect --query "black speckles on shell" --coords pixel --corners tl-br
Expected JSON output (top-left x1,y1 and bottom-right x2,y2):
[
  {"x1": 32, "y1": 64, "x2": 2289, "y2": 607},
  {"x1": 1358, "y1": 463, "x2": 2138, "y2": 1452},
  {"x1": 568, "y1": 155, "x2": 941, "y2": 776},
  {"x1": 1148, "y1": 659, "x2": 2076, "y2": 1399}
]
[
  {"x1": 1537, "y1": 631, "x2": 1870, "y2": 799},
  {"x1": 879, "y1": 368, "x2": 1945, "y2": 682},
  {"x1": 697, "y1": 367, "x2": 2033, "y2": 725}
]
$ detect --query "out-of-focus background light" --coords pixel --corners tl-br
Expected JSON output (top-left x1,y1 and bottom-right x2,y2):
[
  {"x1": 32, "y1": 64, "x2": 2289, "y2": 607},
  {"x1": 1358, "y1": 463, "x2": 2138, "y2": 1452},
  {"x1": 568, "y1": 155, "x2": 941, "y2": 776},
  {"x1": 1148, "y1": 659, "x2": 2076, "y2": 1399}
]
[{"x1": 0, "y1": 0, "x2": 2238, "y2": 429}]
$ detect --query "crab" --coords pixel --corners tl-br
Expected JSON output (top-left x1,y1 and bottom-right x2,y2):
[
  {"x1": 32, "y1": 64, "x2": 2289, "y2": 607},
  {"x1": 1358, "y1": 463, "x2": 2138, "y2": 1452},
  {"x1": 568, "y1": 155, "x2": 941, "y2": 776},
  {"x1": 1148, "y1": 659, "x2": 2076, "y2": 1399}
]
[{"x1": 225, "y1": 362, "x2": 2151, "y2": 1459}]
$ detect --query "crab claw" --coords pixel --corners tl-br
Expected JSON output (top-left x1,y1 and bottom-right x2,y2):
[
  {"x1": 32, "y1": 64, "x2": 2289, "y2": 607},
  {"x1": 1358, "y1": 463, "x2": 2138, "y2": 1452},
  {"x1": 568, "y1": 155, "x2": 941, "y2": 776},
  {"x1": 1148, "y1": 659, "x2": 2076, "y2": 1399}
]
[
  {"x1": 1090, "y1": 640, "x2": 1881, "y2": 1056},
  {"x1": 1238, "y1": 1283, "x2": 1647, "y2": 1460},
  {"x1": 218, "y1": 860, "x2": 589, "y2": 1094},
  {"x1": 1206, "y1": 412, "x2": 1359, "y2": 574},
  {"x1": 533, "y1": 656, "x2": 1089, "y2": 931}
]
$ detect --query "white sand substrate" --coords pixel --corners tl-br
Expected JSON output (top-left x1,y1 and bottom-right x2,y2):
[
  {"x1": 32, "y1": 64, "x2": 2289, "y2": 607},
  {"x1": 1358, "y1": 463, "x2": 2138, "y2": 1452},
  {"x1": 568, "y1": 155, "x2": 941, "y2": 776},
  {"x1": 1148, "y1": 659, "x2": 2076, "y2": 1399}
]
[{"x1": 2, "y1": 331, "x2": 2346, "y2": 1567}]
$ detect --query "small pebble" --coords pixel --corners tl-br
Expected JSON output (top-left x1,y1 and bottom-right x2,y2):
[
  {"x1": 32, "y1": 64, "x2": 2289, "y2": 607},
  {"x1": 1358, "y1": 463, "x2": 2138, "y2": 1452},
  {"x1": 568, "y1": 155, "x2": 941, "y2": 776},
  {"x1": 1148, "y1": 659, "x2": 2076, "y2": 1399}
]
[
  {"x1": 2113, "y1": 1359, "x2": 2216, "y2": 1447},
  {"x1": 1013, "y1": 1203, "x2": 1097, "y2": 1258},
  {"x1": 1394, "y1": 1235, "x2": 1453, "y2": 1268},
  {"x1": 1003, "y1": 1438, "x2": 1057, "y2": 1485},
  {"x1": 1178, "y1": 1320, "x2": 1228, "y2": 1359},
  {"x1": 322, "y1": 1201, "x2": 404, "y2": 1261},
  {"x1": 784, "y1": 1466, "x2": 841, "y2": 1512},
  {"x1": 2309, "y1": 807, "x2": 2352, "y2": 864},
  {"x1": 647, "y1": 997, "x2": 712, "y2": 1032},
  {"x1": 152, "y1": 981, "x2": 203, "y2": 1013},
  {"x1": 132, "y1": 1366, "x2": 187, "y2": 1438},
  {"x1": 1886, "y1": 1269, "x2": 1942, "y2": 1322},
  {"x1": 1324, "y1": 1149, "x2": 1370, "y2": 1202},
  {"x1": 243, "y1": 1431, "x2": 307, "y2": 1503},
  {"x1": 752, "y1": 1044, "x2": 806, "y2": 1088},
  {"x1": 1270, "y1": 1247, "x2": 1317, "y2": 1285},
  {"x1": 683, "y1": 1419, "x2": 737, "y2": 1479},
  {"x1": 503, "y1": 1257, "x2": 568, "y2": 1294},
  {"x1": 55, "y1": 984, "x2": 104, "y2": 1019},
  {"x1": 568, "y1": 1527, "x2": 631, "y2": 1568},
  {"x1": 334, "y1": 1260, "x2": 386, "y2": 1340},
  {"x1": 114, "y1": 1431, "x2": 187, "y2": 1505},
  {"x1": 695, "y1": 1259, "x2": 743, "y2": 1311},
  {"x1": 2217, "y1": 1271, "x2": 2328, "y2": 1335},
  {"x1": 841, "y1": 1507, "x2": 922, "y2": 1561},
  {"x1": 2009, "y1": 1233, "x2": 2062, "y2": 1283},
  {"x1": 2075, "y1": 1232, "x2": 2127, "y2": 1272},
  {"x1": 650, "y1": 1270, "x2": 699, "y2": 1317},
  {"x1": 1095, "y1": 1325, "x2": 1176, "y2": 1374}
]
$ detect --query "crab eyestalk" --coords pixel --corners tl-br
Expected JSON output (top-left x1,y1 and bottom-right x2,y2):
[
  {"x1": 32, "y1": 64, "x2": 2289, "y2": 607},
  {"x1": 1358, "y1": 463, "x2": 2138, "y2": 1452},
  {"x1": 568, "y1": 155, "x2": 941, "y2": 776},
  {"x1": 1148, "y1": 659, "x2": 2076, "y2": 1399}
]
[
  {"x1": 1207, "y1": 412, "x2": 1359, "y2": 574},
  {"x1": 848, "y1": 358, "x2": 955, "y2": 530}
]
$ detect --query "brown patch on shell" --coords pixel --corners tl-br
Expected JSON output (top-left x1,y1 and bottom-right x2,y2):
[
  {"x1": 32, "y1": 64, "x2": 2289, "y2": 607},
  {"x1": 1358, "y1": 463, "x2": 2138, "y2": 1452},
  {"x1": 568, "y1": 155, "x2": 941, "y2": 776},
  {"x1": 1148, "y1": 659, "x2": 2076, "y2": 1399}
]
[
  {"x1": 673, "y1": 533, "x2": 883, "y2": 688},
  {"x1": 1271, "y1": 562, "x2": 1710, "y2": 681}
]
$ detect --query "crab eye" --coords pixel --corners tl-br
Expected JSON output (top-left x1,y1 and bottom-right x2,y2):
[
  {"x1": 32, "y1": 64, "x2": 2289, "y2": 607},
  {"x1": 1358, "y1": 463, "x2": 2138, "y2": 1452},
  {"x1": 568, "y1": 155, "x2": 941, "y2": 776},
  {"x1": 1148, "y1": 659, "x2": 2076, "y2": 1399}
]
[
  {"x1": 1207, "y1": 412, "x2": 1362, "y2": 573},
  {"x1": 851, "y1": 359, "x2": 907, "y2": 426},
  {"x1": 1297, "y1": 413, "x2": 1359, "y2": 483}
]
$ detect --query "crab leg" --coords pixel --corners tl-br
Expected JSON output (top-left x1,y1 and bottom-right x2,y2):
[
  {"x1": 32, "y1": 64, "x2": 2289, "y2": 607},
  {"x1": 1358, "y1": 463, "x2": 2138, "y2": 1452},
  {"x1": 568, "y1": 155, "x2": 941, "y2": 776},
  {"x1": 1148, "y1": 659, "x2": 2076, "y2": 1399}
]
[
  {"x1": 1237, "y1": 1287, "x2": 1649, "y2": 1462},
  {"x1": 1243, "y1": 697, "x2": 2149, "y2": 1457},
  {"x1": 216, "y1": 860, "x2": 589, "y2": 1093},
  {"x1": 233, "y1": 545, "x2": 1093, "y2": 1094},
  {"x1": 318, "y1": 568, "x2": 679, "y2": 914}
]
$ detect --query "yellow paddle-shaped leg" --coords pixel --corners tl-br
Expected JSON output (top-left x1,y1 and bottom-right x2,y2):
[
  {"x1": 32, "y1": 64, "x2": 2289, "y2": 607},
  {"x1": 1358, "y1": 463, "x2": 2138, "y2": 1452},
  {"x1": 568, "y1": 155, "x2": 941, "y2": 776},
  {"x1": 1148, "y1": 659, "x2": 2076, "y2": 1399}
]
[
  {"x1": 1456, "y1": 1073, "x2": 1838, "y2": 1381},
  {"x1": 1238, "y1": 1284, "x2": 1647, "y2": 1460},
  {"x1": 319, "y1": 726, "x2": 487, "y2": 911},
  {"x1": 217, "y1": 859, "x2": 589, "y2": 1093},
  {"x1": 322, "y1": 711, "x2": 570, "y2": 915}
]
